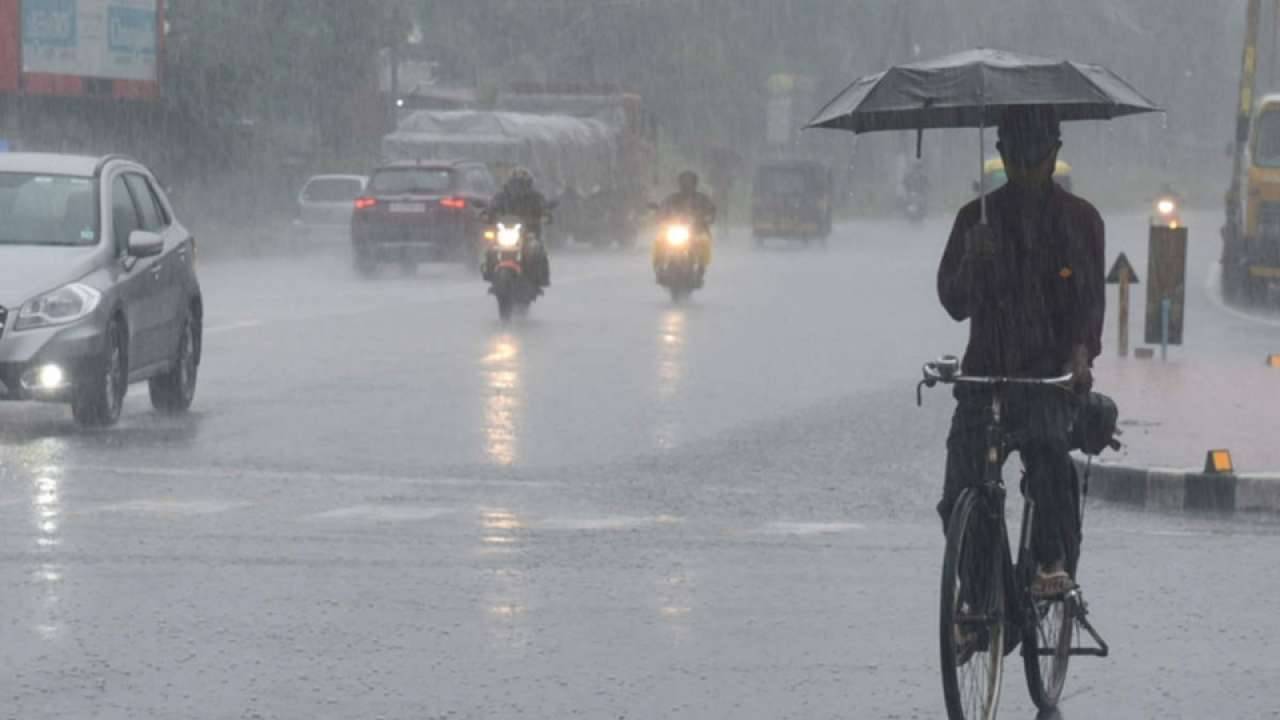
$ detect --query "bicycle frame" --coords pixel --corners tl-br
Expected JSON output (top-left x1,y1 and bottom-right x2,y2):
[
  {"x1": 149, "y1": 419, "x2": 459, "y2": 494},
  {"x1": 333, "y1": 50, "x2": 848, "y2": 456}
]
[
  {"x1": 969, "y1": 383, "x2": 1110, "y2": 662},
  {"x1": 918, "y1": 358, "x2": 1110, "y2": 655}
]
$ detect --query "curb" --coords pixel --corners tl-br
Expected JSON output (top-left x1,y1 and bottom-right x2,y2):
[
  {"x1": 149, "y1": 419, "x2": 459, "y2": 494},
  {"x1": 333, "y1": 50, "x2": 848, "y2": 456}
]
[{"x1": 1073, "y1": 458, "x2": 1280, "y2": 513}]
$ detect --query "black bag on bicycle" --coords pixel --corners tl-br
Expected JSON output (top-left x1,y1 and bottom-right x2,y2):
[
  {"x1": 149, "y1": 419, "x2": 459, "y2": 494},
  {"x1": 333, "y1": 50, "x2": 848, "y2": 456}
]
[{"x1": 1071, "y1": 392, "x2": 1119, "y2": 456}]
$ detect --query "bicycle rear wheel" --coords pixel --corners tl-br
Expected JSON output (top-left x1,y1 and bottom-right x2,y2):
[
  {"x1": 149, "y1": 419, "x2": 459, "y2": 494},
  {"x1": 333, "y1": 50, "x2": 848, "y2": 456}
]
[
  {"x1": 1022, "y1": 585, "x2": 1073, "y2": 710},
  {"x1": 940, "y1": 489, "x2": 1006, "y2": 720}
]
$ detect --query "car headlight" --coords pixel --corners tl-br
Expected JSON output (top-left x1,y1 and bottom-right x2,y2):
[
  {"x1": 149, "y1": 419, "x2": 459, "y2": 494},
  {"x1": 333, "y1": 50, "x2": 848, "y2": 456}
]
[
  {"x1": 665, "y1": 225, "x2": 691, "y2": 246},
  {"x1": 15, "y1": 283, "x2": 102, "y2": 331},
  {"x1": 497, "y1": 224, "x2": 522, "y2": 249},
  {"x1": 1157, "y1": 199, "x2": 1176, "y2": 216}
]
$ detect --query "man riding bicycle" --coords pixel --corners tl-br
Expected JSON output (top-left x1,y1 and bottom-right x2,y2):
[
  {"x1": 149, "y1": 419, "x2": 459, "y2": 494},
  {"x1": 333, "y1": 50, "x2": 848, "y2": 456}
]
[{"x1": 936, "y1": 106, "x2": 1105, "y2": 597}]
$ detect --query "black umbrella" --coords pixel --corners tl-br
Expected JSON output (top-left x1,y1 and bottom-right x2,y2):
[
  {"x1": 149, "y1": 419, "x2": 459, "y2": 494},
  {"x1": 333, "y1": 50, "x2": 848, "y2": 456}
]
[{"x1": 807, "y1": 48, "x2": 1161, "y2": 221}]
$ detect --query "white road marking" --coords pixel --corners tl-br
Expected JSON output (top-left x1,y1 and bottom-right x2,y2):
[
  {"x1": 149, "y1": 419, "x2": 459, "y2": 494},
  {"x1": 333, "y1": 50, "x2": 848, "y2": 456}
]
[
  {"x1": 303, "y1": 504, "x2": 456, "y2": 522},
  {"x1": 537, "y1": 514, "x2": 682, "y2": 531},
  {"x1": 1203, "y1": 261, "x2": 1280, "y2": 328},
  {"x1": 91, "y1": 499, "x2": 249, "y2": 515},
  {"x1": 204, "y1": 320, "x2": 266, "y2": 334},
  {"x1": 62, "y1": 464, "x2": 563, "y2": 489},
  {"x1": 760, "y1": 521, "x2": 866, "y2": 536}
]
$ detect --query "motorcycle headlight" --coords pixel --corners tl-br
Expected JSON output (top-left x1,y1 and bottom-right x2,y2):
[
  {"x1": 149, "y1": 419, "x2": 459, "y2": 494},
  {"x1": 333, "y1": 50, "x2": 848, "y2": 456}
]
[
  {"x1": 1157, "y1": 199, "x2": 1176, "y2": 216},
  {"x1": 15, "y1": 283, "x2": 102, "y2": 331},
  {"x1": 665, "y1": 225, "x2": 691, "y2": 247},
  {"x1": 497, "y1": 224, "x2": 522, "y2": 249}
]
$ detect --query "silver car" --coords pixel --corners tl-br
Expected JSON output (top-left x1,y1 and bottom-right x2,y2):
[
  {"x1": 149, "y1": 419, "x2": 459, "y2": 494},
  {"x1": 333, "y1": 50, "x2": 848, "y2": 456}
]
[
  {"x1": 0, "y1": 153, "x2": 202, "y2": 426},
  {"x1": 295, "y1": 173, "x2": 368, "y2": 240}
]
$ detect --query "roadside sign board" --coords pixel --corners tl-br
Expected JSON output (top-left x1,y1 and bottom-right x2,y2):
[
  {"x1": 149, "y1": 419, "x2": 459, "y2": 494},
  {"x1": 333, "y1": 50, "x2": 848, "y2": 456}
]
[
  {"x1": 1145, "y1": 226, "x2": 1188, "y2": 345},
  {"x1": 22, "y1": 0, "x2": 158, "y2": 82}
]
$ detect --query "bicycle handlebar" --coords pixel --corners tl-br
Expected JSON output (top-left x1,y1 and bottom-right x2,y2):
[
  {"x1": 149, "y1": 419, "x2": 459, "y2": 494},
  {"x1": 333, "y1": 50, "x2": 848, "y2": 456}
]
[{"x1": 917, "y1": 356, "x2": 1074, "y2": 406}]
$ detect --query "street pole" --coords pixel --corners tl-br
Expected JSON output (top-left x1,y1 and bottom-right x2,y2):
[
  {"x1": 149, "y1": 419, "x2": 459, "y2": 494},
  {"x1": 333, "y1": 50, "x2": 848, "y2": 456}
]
[
  {"x1": 1108, "y1": 252, "x2": 1139, "y2": 358},
  {"x1": 1161, "y1": 297, "x2": 1171, "y2": 362},
  {"x1": 1118, "y1": 273, "x2": 1131, "y2": 357}
]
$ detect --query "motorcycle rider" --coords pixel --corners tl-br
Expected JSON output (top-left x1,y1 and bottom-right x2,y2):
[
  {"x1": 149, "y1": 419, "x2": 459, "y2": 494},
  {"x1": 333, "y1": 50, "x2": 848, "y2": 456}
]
[
  {"x1": 656, "y1": 170, "x2": 716, "y2": 276},
  {"x1": 488, "y1": 167, "x2": 551, "y2": 287}
]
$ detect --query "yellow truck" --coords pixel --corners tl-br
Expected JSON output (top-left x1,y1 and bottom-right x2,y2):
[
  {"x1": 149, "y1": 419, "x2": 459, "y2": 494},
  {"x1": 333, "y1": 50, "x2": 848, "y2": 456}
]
[
  {"x1": 1225, "y1": 94, "x2": 1280, "y2": 302},
  {"x1": 1223, "y1": 0, "x2": 1280, "y2": 304}
]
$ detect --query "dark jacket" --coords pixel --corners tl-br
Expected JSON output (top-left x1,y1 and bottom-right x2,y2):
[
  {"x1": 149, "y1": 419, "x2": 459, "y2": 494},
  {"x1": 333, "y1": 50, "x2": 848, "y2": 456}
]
[
  {"x1": 491, "y1": 185, "x2": 549, "y2": 230},
  {"x1": 661, "y1": 190, "x2": 716, "y2": 227},
  {"x1": 938, "y1": 183, "x2": 1105, "y2": 377}
]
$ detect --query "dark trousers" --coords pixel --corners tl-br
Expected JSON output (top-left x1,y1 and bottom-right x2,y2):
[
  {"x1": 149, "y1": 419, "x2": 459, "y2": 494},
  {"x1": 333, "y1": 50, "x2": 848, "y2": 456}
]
[{"x1": 937, "y1": 386, "x2": 1081, "y2": 569}]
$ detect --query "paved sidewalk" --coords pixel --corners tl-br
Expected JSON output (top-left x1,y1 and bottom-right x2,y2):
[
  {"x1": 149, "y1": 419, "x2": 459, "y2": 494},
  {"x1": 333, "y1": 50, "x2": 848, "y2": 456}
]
[
  {"x1": 1093, "y1": 351, "x2": 1280, "y2": 472},
  {"x1": 1079, "y1": 346, "x2": 1280, "y2": 512}
]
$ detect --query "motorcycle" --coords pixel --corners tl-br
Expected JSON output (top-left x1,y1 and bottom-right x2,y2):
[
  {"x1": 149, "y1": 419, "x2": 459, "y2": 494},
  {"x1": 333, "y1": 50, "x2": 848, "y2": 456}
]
[
  {"x1": 902, "y1": 188, "x2": 928, "y2": 223},
  {"x1": 482, "y1": 213, "x2": 547, "y2": 322},
  {"x1": 1150, "y1": 191, "x2": 1183, "y2": 229},
  {"x1": 654, "y1": 217, "x2": 708, "y2": 303}
]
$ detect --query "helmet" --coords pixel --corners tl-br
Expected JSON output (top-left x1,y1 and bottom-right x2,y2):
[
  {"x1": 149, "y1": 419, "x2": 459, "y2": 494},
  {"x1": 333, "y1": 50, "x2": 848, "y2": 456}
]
[
  {"x1": 509, "y1": 167, "x2": 534, "y2": 191},
  {"x1": 678, "y1": 170, "x2": 698, "y2": 193}
]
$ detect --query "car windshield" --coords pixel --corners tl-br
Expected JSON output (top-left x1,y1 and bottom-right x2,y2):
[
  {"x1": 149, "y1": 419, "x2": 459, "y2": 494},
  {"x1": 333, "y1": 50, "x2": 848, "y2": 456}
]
[
  {"x1": 1256, "y1": 110, "x2": 1280, "y2": 168},
  {"x1": 370, "y1": 168, "x2": 454, "y2": 194},
  {"x1": 756, "y1": 168, "x2": 809, "y2": 195},
  {"x1": 303, "y1": 177, "x2": 364, "y2": 203},
  {"x1": 0, "y1": 172, "x2": 97, "y2": 246}
]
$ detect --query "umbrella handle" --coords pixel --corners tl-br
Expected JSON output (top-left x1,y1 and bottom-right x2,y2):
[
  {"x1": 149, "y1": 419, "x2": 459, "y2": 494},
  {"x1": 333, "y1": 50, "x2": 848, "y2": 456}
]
[{"x1": 978, "y1": 101, "x2": 988, "y2": 225}]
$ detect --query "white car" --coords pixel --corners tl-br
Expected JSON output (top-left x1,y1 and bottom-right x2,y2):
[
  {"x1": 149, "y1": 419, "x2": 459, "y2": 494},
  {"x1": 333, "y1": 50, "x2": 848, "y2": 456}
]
[{"x1": 295, "y1": 174, "x2": 368, "y2": 240}]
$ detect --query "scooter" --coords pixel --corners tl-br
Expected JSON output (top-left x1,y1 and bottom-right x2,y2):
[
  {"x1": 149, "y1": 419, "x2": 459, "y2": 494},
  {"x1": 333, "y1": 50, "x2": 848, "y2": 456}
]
[
  {"x1": 902, "y1": 188, "x2": 928, "y2": 223},
  {"x1": 654, "y1": 217, "x2": 708, "y2": 303}
]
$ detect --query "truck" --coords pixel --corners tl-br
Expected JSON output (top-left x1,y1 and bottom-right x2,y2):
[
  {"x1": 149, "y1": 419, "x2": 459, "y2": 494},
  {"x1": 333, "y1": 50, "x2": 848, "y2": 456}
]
[
  {"x1": 382, "y1": 86, "x2": 658, "y2": 247},
  {"x1": 1223, "y1": 0, "x2": 1280, "y2": 305}
]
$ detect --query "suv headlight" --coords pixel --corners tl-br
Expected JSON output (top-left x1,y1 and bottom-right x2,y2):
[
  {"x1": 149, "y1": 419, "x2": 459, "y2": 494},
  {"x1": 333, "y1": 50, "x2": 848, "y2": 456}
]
[{"x1": 15, "y1": 283, "x2": 102, "y2": 331}]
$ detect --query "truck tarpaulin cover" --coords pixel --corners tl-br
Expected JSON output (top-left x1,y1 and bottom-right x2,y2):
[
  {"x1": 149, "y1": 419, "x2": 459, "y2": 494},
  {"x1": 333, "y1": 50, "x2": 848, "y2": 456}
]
[{"x1": 382, "y1": 107, "x2": 622, "y2": 197}]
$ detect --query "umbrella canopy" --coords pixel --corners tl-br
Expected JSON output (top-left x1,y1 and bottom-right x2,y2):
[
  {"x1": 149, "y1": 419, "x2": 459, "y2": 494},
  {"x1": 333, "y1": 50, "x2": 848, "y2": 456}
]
[{"x1": 807, "y1": 48, "x2": 1160, "y2": 133}]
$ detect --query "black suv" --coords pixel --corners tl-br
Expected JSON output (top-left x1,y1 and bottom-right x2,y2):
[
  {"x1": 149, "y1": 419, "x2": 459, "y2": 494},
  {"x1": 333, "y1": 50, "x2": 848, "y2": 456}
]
[{"x1": 350, "y1": 160, "x2": 497, "y2": 275}]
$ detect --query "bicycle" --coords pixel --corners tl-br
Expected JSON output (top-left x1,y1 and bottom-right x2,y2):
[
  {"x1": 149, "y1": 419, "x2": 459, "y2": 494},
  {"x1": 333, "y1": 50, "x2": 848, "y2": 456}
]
[{"x1": 917, "y1": 355, "x2": 1110, "y2": 720}]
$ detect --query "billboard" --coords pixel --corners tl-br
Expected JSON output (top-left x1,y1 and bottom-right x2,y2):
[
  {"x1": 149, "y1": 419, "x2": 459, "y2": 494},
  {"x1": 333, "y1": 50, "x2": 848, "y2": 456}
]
[{"x1": 21, "y1": 0, "x2": 157, "y2": 82}]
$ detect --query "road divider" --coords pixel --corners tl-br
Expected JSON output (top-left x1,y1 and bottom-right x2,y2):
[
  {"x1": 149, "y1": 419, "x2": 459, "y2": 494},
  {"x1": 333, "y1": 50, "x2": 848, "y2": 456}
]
[{"x1": 1075, "y1": 457, "x2": 1280, "y2": 513}]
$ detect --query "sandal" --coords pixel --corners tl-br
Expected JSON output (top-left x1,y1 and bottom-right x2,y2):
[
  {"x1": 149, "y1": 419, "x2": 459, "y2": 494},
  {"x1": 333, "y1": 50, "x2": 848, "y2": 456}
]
[{"x1": 1031, "y1": 569, "x2": 1077, "y2": 598}]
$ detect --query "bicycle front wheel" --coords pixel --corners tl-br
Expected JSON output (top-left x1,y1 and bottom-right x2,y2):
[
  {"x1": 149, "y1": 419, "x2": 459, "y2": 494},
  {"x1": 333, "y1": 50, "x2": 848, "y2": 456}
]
[{"x1": 940, "y1": 489, "x2": 1006, "y2": 720}]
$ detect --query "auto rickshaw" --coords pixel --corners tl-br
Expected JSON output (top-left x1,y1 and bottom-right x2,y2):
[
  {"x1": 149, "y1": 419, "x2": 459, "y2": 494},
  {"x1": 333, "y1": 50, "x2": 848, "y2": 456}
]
[
  {"x1": 751, "y1": 159, "x2": 834, "y2": 246},
  {"x1": 977, "y1": 156, "x2": 1073, "y2": 194}
]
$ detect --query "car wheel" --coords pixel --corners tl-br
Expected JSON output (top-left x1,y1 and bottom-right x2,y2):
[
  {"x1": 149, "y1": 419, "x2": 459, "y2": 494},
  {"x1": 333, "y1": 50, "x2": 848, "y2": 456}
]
[
  {"x1": 72, "y1": 318, "x2": 127, "y2": 427},
  {"x1": 149, "y1": 307, "x2": 200, "y2": 414}
]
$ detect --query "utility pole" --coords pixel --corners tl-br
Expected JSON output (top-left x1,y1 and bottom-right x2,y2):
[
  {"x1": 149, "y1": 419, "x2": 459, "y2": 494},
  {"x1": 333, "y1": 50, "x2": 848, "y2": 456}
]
[{"x1": 387, "y1": 1, "x2": 409, "y2": 126}]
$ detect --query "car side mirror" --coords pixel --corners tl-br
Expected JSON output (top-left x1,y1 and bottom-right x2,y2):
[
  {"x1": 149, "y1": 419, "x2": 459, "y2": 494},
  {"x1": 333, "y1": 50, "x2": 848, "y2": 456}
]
[{"x1": 128, "y1": 230, "x2": 164, "y2": 258}]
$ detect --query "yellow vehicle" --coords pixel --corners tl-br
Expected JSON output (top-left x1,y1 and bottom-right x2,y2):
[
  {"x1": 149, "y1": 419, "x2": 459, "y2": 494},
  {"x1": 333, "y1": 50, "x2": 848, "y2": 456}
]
[
  {"x1": 1223, "y1": 0, "x2": 1280, "y2": 304},
  {"x1": 1225, "y1": 93, "x2": 1280, "y2": 302},
  {"x1": 978, "y1": 156, "x2": 1073, "y2": 194}
]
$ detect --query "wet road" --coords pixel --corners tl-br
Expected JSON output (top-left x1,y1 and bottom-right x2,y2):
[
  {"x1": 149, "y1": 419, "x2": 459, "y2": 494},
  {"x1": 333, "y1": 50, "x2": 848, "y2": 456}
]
[{"x1": 1, "y1": 216, "x2": 1278, "y2": 718}]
